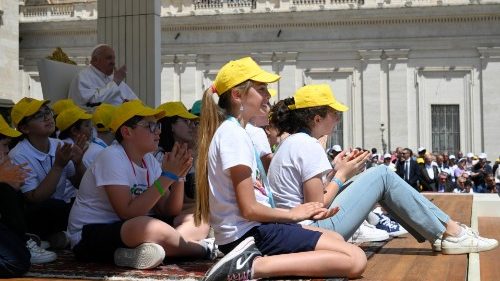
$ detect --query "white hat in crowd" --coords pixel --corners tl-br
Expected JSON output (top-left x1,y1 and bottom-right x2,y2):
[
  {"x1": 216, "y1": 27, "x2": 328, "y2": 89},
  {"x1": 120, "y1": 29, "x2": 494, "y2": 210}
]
[
  {"x1": 384, "y1": 153, "x2": 392, "y2": 159},
  {"x1": 466, "y1": 152, "x2": 474, "y2": 158},
  {"x1": 449, "y1": 155, "x2": 456, "y2": 160},
  {"x1": 418, "y1": 146, "x2": 426, "y2": 153},
  {"x1": 479, "y1": 153, "x2": 487, "y2": 159},
  {"x1": 458, "y1": 158, "x2": 467, "y2": 163},
  {"x1": 331, "y1": 145, "x2": 342, "y2": 152}
]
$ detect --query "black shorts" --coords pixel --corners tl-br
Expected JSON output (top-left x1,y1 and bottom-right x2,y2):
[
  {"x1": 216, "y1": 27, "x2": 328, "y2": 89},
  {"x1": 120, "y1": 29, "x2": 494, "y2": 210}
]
[
  {"x1": 219, "y1": 223, "x2": 322, "y2": 256},
  {"x1": 72, "y1": 222, "x2": 125, "y2": 263}
]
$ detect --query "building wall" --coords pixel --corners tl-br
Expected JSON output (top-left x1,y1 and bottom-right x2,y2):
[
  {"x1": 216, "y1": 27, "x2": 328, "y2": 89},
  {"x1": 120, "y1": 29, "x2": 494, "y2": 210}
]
[
  {"x1": 17, "y1": 1, "x2": 500, "y2": 158},
  {"x1": 0, "y1": 0, "x2": 19, "y2": 101}
]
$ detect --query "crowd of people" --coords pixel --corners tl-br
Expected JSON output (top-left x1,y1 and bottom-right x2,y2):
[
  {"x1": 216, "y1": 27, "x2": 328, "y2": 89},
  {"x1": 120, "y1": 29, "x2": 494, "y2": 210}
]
[
  {"x1": 331, "y1": 146, "x2": 500, "y2": 195},
  {"x1": 0, "y1": 45, "x2": 498, "y2": 280}
]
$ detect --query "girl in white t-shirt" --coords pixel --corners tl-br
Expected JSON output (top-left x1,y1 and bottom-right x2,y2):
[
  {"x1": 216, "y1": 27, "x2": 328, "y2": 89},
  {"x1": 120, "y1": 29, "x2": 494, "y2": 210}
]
[
  {"x1": 267, "y1": 84, "x2": 498, "y2": 256},
  {"x1": 195, "y1": 57, "x2": 366, "y2": 281},
  {"x1": 67, "y1": 100, "x2": 214, "y2": 270}
]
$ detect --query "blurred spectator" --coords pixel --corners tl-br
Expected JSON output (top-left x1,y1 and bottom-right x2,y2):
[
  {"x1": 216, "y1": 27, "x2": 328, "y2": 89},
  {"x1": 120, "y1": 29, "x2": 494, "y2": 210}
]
[
  {"x1": 396, "y1": 148, "x2": 420, "y2": 191},
  {"x1": 383, "y1": 153, "x2": 396, "y2": 171},
  {"x1": 453, "y1": 174, "x2": 473, "y2": 193},
  {"x1": 420, "y1": 153, "x2": 439, "y2": 192},
  {"x1": 454, "y1": 158, "x2": 468, "y2": 179},
  {"x1": 436, "y1": 154, "x2": 453, "y2": 181},
  {"x1": 484, "y1": 174, "x2": 496, "y2": 193},
  {"x1": 470, "y1": 153, "x2": 492, "y2": 193},
  {"x1": 437, "y1": 172, "x2": 454, "y2": 192},
  {"x1": 326, "y1": 145, "x2": 342, "y2": 162}
]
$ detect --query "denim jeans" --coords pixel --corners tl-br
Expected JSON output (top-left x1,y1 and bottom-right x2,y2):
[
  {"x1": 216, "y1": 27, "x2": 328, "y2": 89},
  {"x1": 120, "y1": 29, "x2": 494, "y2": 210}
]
[
  {"x1": 312, "y1": 165, "x2": 449, "y2": 243},
  {"x1": 0, "y1": 223, "x2": 31, "y2": 278}
]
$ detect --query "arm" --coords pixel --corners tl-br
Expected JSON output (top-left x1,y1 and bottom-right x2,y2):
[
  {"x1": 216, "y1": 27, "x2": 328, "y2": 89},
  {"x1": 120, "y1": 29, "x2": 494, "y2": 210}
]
[
  {"x1": 261, "y1": 153, "x2": 273, "y2": 173},
  {"x1": 154, "y1": 181, "x2": 185, "y2": 216},
  {"x1": 231, "y1": 165, "x2": 329, "y2": 223},
  {"x1": 24, "y1": 143, "x2": 73, "y2": 203},
  {"x1": 105, "y1": 175, "x2": 176, "y2": 220},
  {"x1": 0, "y1": 159, "x2": 29, "y2": 190}
]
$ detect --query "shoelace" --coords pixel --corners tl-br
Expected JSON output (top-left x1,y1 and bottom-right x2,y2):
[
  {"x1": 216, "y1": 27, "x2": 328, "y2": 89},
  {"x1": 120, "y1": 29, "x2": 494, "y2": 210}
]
[{"x1": 379, "y1": 216, "x2": 399, "y2": 230}]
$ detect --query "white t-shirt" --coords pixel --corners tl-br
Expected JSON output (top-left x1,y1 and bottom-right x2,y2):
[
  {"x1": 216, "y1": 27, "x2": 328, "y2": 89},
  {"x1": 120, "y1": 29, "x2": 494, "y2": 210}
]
[
  {"x1": 268, "y1": 133, "x2": 332, "y2": 210},
  {"x1": 68, "y1": 65, "x2": 138, "y2": 106},
  {"x1": 245, "y1": 123, "x2": 272, "y2": 158},
  {"x1": 82, "y1": 137, "x2": 112, "y2": 168},
  {"x1": 9, "y1": 138, "x2": 76, "y2": 203},
  {"x1": 67, "y1": 143, "x2": 161, "y2": 248},
  {"x1": 208, "y1": 120, "x2": 269, "y2": 245}
]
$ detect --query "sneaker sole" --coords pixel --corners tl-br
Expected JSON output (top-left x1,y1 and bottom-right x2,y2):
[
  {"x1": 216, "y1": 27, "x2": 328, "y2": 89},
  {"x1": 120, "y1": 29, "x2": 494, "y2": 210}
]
[
  {"x1": 114, "y1": 243, "x2": 165, "y2": 269},
  {"x1": 202, "y1": 237, "x2": 256, "y2": 281},
  {"x1": 350, "y1": 235, "x2": 390, "y2": 243},
  {"x1": 388, "y1": 230, "x2": 409, "y2": 237},
  {"x1": 442, "y1": 241, "x2": 499, "y2": 255}
]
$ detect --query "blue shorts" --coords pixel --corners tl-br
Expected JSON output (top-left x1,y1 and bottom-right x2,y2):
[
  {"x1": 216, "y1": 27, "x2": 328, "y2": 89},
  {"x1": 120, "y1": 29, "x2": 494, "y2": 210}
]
[
  {"x1": 219, "y1": 223, "x2": 322, "y2": 256},
  {"x1": 72, "y1": 222, "x2": 126, "y2": 263}
]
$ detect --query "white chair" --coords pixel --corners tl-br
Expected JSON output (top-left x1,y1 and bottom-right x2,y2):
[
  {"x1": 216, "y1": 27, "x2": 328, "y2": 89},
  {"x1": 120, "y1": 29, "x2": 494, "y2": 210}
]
[{"x1": 37, "y1": 59, "x2": 84, "y2": 103}]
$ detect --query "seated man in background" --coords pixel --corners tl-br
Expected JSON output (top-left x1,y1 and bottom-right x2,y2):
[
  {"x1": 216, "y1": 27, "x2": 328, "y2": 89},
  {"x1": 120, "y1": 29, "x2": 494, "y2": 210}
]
[{"x1": 69, "y1": 44, "x2": 138, "y2": 107}]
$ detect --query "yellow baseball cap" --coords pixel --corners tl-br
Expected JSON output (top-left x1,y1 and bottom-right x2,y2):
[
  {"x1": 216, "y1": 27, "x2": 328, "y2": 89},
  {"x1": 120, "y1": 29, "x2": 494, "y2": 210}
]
[
  {"x1": 213, "y1": 57, "x2": 280, "y2": 95},
  {"x1": 11, "y1": 97, "x2": 50, "y2": 128},
  {"x1": 56, "y1": 106, "x2": 92, "y2": 132},
  {"x1": 109, "y1": 100, "x2": 166, "y2": 133},
  {"x1": 52, "y1": 99, "x2": 76, "y2": 115},
  {"x1": 157, "y1": 102, "x2": 198, "y2": 120},
  {"x1": 92, "y1": 103, "x2": 117, "y2": 132},
  {"x1": 268, "y1": 89, "x2": 277, "y2": 97},
  {"x1": 289, "y1": 84, "x2": 348, "y2": 112},
  {"x1": 0, "y1": 115, "x2": 21, "y2": 138}
]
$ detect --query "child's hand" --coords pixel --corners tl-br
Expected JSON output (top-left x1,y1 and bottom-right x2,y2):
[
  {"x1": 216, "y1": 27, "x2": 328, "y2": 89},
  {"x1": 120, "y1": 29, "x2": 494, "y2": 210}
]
[
  {"x1": 312, "y1": 206, "x2": 340, "y2": 220},
  {"x1": 289, "y1": 202, "x2": 329, "y2": 222},
  {"x1": 162, "y1": 142, "x2": 193, "y2": 178},
  {"x1": 333, "y1": 149, "x2": 371, "y2": 181},
  {"x1": 0, "y1": 159, "x2": 30, "y2": 190},
  {"x1": 54, "y1": 142, "x2": 73, "y2": 168}
]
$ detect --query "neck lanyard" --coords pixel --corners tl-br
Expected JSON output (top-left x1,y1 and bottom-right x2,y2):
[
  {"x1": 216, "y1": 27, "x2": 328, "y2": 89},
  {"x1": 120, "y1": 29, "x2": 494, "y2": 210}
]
[
  {"x1": 227, "y1": 116, "x2": 276, "y2": 208},
  {"x1": 92, "y1": 138, "x2": 108, "y2": 149},
  {"x1": 127, "y1": 154, "x2": 150, "y2": 188}
]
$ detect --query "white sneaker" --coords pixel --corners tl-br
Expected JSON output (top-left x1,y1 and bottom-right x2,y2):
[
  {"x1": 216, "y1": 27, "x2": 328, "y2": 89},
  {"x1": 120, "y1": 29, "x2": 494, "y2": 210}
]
[
  {"x1": 348, "y1": 221, "x2": 390, "y2": 243},
  {"x1": 431, "y1": 236, "x2": 442, "y2": 252},
  {"x1": 114, "y1": 243, "x2": 165, "y2": 269},
  {"x1": 203, "y1": 237, "x2": 224, "y2": 260},
  {"x1": 26, "y1": 238, "x2": 57, "y2": 264},
  {"x1": 441, "y1": 224, "x2": 499, "y2": 255}
]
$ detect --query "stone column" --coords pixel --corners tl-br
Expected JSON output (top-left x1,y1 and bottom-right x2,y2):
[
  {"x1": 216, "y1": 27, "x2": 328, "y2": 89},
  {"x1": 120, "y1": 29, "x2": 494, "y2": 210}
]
[
  {"x1": 97, "y1": 0, "x2": 161, "y2": 107},
  {"x1": 0, "y1": 0, "x2": 19, "y2": 102}
]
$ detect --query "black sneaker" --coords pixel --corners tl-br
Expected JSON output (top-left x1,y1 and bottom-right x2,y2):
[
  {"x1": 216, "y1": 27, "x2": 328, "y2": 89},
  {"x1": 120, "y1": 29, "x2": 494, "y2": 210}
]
[{"x1": 203, "y1": 236, "x2": 261, "y2": 281}]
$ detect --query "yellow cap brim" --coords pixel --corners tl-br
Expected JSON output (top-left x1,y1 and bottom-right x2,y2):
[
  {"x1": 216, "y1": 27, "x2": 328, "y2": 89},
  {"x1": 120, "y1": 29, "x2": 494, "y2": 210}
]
[
  {"x1": 137, "y1": 108, "x2": 166, "y2": 120},
  {"x1": 0, "y1": 126, "x2": 22, "y2": 138},
  {"x1": 251, "y1": 71, "x2": 280, "y2": 84},
  {"x1": 25, "y1": 100, "x2": 51, "y2": 119},
  {"x1": 328, "y1": 101, "x2": 349, "y2": 112},
  {"x1": 172, "y1": 111, "x2": 199, "y2": 120}
]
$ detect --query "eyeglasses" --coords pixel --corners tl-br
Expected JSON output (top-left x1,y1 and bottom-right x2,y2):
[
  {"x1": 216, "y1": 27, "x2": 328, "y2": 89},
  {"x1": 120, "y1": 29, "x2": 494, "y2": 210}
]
[
  {"x1": 27, "y1": 107, "x2": 54, "y2": 122},
  {"x1": 135, "y1": 121, "x2": 161, "y2": 133}
]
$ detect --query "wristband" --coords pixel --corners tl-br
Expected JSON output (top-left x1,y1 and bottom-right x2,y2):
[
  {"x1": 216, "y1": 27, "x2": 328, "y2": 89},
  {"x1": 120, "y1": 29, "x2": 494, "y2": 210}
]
[
  {"x1": 331, "y1": 177, "x2": 345, "y2": 192},
  {"x1": 161, "y1": 170, "x2": 179, "y2": 181},
  {"x1": 154, "y1": 180, "x2": 165, "y2": 196}
]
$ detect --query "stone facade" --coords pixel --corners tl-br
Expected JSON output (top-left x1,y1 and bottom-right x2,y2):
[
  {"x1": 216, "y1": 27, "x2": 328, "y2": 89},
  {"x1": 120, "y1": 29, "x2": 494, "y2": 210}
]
[
  {"x1": 0, "y1": 0, "x2": 19, "y2": 101},
  {"x1": 16, "y1": 0, "x2": 500, "y2": 157}
]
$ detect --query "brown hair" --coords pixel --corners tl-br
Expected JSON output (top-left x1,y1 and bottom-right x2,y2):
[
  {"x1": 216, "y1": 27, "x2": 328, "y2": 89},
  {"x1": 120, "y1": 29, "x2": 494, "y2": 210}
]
[{"x1": 194, "y1": 81, "x2": 253, "y2": 226}]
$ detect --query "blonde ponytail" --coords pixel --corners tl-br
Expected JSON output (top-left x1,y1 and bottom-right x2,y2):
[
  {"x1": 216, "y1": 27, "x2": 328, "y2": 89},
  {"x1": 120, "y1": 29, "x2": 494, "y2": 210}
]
[{"x1": 194, "y1": 87, "x2": 225, "y2": 225}]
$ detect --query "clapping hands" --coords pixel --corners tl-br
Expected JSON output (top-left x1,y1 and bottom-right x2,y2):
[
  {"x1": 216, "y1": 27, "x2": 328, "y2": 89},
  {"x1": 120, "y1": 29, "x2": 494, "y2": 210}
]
[{"x1": 0, "y1": 157, "x2": 30, "y2": 190}]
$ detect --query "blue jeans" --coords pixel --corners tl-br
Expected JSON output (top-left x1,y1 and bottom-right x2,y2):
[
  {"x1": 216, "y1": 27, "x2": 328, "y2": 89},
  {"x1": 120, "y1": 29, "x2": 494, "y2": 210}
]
[
  {"x1": 0, "y1": 223, "x2": 31, "y2": 278},
  {"x1": 312, "y1": 165, "x2": 449, "y2": 243}
]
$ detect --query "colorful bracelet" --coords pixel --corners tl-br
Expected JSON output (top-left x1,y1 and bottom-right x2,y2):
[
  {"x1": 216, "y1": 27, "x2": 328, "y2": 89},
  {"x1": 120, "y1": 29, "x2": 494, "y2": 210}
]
[
  {"x1": 161, "y1": 170, "x2": 179, "y2": 181},
  {"x1": 331, "y1": 177, "x2": 345, "y2": 192},
  {"x1": 154, "y1": 180, "x2": 165, "y2": 196}
]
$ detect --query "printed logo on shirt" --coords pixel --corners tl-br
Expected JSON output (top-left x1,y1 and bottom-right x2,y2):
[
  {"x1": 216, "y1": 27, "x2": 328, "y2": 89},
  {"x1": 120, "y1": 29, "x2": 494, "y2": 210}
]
[{"x1": 130, "y1": 184, "x2": 148, "y2": 195}]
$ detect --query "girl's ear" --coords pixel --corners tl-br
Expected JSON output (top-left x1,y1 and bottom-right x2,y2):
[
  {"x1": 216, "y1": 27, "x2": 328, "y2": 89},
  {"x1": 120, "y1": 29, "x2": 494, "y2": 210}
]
[
  {"x1": 230, "y1": 87, "x2": 243, "y2": 103},
  {"x1": 120, "y1": 125, "x2": 132, "y2": 139},
  {"x1": 313, "y1": 114, "x2": 322, "y2": 124}
]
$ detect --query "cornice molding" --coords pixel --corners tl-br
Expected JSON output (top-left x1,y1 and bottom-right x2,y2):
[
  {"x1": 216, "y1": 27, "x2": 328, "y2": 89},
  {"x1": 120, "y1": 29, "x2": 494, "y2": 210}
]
[
  {"x1": 20, "y1": 28, "x2": 96, "y2": 37},
  {"x1": 162, "y1": 13, "x2": 500, "y2": 32}
]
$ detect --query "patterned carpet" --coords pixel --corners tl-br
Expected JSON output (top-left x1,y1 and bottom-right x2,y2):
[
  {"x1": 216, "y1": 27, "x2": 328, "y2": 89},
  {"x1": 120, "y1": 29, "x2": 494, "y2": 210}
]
[{"x1": 25, "y1": 241, "x2": 387, "y2": 280}]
